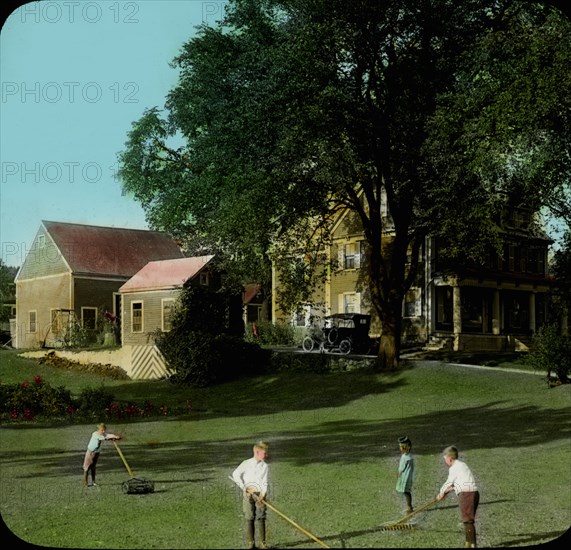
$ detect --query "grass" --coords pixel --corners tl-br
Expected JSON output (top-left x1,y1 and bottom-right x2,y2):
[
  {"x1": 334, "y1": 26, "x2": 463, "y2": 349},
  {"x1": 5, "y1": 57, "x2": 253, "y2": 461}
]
[
  {"x1": 405, "y1": 350, "x2": 535, "y2": 371},
  {"x1": 0, "y1": 348, "x2": 570, "y2": 548}
]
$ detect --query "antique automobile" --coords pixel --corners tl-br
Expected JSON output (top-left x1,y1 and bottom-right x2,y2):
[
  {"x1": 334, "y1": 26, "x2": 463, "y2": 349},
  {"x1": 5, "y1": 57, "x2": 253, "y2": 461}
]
[{"x1": 302, "y1": 313, "x2": 374, "y2": 355}]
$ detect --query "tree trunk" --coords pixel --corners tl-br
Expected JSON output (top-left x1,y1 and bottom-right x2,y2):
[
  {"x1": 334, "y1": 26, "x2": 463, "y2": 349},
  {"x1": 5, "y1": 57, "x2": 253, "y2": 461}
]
[{"x1": 376, "y1": 302, "x2": 402, "y2": 371}]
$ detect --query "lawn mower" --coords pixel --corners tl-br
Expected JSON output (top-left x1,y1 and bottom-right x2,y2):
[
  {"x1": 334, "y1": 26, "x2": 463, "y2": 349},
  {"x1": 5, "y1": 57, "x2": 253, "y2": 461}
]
[{"x1": 113, "y1": 440, "x2": 155, "y2": 495}]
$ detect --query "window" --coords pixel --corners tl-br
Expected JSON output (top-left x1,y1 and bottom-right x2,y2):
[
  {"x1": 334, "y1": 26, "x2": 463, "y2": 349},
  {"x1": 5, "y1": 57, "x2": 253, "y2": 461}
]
[
  {"x1": 81, "y1": 307, "x2": 97, "y2": 330},
  {"x1": 199, "y1": 272, "x2": 209, "y2": 286},
  {"x1": 162, "y1": 299, "x2": 175, "y2": 332},
  {"x1": 461, "y1": 287, "x2": 484, "y2": 332},
  {"x1": 435, "y1": 287, "x2": 453, "y2": 330},
  {"x1": 341, "y1": 242, "x2": 362, "y2": 269},
  {"x1": 504, "y1": 292, "x2": 529, "y2": 330},
  {"x1": 131, "y1": 302, "x2": 143, "y2": 333},
  {"x1": 38, "y1": 234, "x2": 45, "y2": 248},
  {"x1": 527, "y1": 248, "x2": 546, "y2": 275},
  {"x1": 339, "y1": 292, "x2": 360, "y2": 313},
  {"x1": 508, "y1": 244, "x2": 516, "y2": 271},
  {"x1": 29, "y1": 311, "x2": 37, "y2": 333},
  {"x1": 294, "y1": 305, "x2": 310, "y2": 327}
]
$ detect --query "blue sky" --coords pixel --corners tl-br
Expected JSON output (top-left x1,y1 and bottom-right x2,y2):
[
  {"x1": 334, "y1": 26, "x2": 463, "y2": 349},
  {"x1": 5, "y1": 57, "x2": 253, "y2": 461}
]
[{"x1": 1, "y1": 0, "x2": 227, "y2": 266}]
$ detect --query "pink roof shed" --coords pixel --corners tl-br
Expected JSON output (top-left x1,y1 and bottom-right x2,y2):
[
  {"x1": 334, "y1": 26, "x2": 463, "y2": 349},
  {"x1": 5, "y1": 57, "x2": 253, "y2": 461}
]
[{"x1": 119, "y1": 256, "x2": 215, "y2": 293}]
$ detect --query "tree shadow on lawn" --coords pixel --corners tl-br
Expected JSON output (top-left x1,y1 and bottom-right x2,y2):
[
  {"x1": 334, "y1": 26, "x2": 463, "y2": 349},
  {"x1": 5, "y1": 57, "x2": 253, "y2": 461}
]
[
  {"x1": 108, "y1": 369, "x2": 408, "y2": 420},
  {"x1": 4, "y1": 400, "x2": 569, "y2": 479},
  {"x1": 494, "y1": 530, "x2": 570, "y2": 547}
]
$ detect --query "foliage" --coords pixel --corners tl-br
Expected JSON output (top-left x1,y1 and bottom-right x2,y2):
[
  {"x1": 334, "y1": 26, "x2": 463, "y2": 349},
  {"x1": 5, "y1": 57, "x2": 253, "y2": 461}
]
[
  {"x1": 551, "y1": 229, "x2": 571, "y2": 311},
  {"x1": 525, "y1": 323, "x2": 571, "y2": 384},
  {"x1": 0, "y1": 376, "x2": 177, "y2": 422},
  {"x1": 118, "y1": 0, "x2": 571, "y2": 370},
  {"x1": 423, "y1": 2, "x2": 571, "y2": 259},
  {"x1": 74, "y1": 386, "x2": 116, "y2": 420},
  {"x1": 244, "y1": 319, "x2": 296, "y2": 346},
  {"x1": 0, "y1": 375, "x2": 74, "y2": 420},
  {"x1": 0, "y1": 260, "x2": 17, "y2": 324},
  {"x1": 155, "y1": 285, "x2": 268, "y2": 386},
  {"x1": 159, "y1": 330, "x2": 268, "y2": 387},
  {"x1": 266, "y1": 350, "x2": 373, "y2": 374},
  {"x1": 37, "y1": 351, "x2": 130, "y2": 380}
]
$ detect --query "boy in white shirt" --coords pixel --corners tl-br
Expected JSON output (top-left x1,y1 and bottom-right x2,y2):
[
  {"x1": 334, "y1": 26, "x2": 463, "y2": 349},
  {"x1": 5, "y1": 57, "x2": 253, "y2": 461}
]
[
  {"x1": 232, "y1": 441, "x2": 270, "y2": 549},
  {"x1": 82, "y1": 423, "x2": 121, "y2": 487},
  {"x1": 436, "y1": 446, "x2": 480, "y2": 548}
]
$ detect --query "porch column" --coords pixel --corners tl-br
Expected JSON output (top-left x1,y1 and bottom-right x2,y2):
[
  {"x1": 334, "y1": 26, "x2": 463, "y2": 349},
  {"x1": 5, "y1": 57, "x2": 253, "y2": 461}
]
[
  {"x1": 492, "y1": 289, "x2": 501, "y2": 335},
  {"x1": 529, "y1": 293, "x2": 536, "y2": 334},
  {"x1": 453, "y1": 285, "x2": 462, "y2": 351}
]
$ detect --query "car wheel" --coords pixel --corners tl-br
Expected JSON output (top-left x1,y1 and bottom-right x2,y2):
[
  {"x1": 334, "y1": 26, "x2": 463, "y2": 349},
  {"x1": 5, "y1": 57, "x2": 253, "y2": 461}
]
[
  {"x1": 302, "y1": 336, "x2": 315, "y2": 352},
  {"x1": 339, "y1": 339, "x2": 352, "y2": 354},
  {"x1": 327, "y1": 328, "x2": 339, "y2": 345}
]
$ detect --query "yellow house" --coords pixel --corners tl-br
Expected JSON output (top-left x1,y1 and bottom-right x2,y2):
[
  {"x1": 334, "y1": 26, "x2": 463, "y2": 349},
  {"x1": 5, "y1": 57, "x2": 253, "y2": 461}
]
[{"x1": 273, "y1": 205, "x2": 556, "y2": 352}]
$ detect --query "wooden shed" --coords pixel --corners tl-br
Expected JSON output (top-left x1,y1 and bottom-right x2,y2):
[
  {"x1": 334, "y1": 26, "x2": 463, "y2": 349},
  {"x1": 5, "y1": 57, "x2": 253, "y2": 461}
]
[{"x1": 14, "y1": 221, "x2": 183, "y2": 349}]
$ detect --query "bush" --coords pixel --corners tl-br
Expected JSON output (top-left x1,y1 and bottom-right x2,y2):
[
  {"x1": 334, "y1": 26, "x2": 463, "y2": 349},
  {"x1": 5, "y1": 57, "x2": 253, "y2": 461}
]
[
  {"x1": 75, "y1": 386, "x2": 116, "y2": 419},
  {"x1": 159, "y1": 331, "x2": 269, "y2": 387},
  {"x1": 525, "y1": 324, "x2": 571, "y2": 384},
  {"x1": 155, "y1": 284, "x2": 270, "y2": 386},
  {"x1": 0, "y1": 376, "x2": 175, "y2": 422},
  {"x1": 245, "y1": 320, "x2": 296, "y2": 346},
  {"x1": 0, "y1": 375, "x2": 74, "y2": 420}
]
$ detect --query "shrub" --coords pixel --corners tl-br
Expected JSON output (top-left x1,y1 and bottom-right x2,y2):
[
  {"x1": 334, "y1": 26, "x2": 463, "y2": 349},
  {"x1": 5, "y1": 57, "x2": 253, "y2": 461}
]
[
  {"x1": 38, "y1": 351, "x2": 130, "y2": 380},
  {"x1": 269, "y1": 350, "x2": 330, "y2": 373},
  {"x1": 160, "y1": 330, "x2": 268, "y2": 387},
  {"x1": 525, "y1": 324, "x2": 571, "y2": 384},
  {"x1": 245, "y1": 320, "x2": 296, "y2": 346},
  {"x1": 75, "y1": 386, "x2": 115, "y2": 419},
  {"x1": 155, "y1": 284, "x2": 270, "y2": 386},
  {"x1": 0, "y1": 375, "x2": 74, "y2": 419}
]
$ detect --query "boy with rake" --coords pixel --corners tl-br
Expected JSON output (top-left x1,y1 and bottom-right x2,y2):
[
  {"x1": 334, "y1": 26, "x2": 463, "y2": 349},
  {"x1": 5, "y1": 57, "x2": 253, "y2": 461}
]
[
  {"x1": 232, "y1": 440, "x2": 270, "y2": 549},
  {"x1": 436, "y1": 445, "x2": 480, "y2": 548}
]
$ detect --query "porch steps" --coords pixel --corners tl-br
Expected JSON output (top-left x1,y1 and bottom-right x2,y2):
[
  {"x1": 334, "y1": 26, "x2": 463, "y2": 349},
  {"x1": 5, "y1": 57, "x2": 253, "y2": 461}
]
[{"x1": 423, "y1": 335, "x2": 453, "y2": 352}]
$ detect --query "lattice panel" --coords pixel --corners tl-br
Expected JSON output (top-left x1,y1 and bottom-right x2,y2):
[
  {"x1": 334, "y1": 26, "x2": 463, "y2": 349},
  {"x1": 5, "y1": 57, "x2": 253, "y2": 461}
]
[{"x1": 130, "y1": 345, "x2": 168, "y2": 379}]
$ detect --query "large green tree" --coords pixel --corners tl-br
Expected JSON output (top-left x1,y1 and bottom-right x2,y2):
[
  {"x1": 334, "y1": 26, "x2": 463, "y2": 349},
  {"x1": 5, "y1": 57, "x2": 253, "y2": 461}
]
[
  {"x1": 118, "y1": 0, "x2": 570, "y2": 369},
  {"x1": 0, "y1": 260, "x2": 17, "y2": 324}
]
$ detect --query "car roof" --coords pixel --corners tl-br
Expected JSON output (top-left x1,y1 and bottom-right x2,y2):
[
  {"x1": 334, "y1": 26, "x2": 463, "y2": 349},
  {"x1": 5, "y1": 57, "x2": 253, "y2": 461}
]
[{"x1": 325, "y1": 313, "x2": 370, "y2": 320}]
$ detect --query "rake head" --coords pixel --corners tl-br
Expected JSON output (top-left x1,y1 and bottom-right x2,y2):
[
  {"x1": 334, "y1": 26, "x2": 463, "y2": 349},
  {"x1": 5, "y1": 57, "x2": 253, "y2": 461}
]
[{"x1": 379, "y1": 523, "x2": 416, "y2": 532}]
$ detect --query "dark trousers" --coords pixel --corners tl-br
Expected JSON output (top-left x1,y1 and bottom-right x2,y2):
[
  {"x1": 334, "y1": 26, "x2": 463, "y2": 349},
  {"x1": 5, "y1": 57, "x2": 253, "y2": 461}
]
[{"x1": 459, "y1": 491, "x2": 480, "y2": 546}]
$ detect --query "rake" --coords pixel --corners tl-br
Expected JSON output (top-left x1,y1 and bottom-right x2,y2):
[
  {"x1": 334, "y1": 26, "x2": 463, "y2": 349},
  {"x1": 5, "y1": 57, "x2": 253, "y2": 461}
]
[
  {"x1": 379, "y1": 496, "x2": 438, "y2": 531},
  {"x1": 228, "y1": 476, "x2": 330, "y2": 548}
]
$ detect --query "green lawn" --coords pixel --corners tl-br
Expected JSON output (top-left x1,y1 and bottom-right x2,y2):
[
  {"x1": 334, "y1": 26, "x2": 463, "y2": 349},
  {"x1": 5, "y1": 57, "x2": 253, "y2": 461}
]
[{"x1": 0, "y1": 348, "x2": 569, "y2": 548}]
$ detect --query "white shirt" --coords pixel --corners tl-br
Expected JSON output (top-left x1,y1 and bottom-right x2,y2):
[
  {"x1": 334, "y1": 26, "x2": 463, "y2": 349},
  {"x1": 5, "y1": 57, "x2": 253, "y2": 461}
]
[
  {"x1": 232, "y1": 457, "x2": 269, "y2": 499},
  {"x1": 439, "y1": 459, "x2": 478, "y2": 496},
  {"x1": 87, "y1": 431, "x2": 115, "y2": 453}
]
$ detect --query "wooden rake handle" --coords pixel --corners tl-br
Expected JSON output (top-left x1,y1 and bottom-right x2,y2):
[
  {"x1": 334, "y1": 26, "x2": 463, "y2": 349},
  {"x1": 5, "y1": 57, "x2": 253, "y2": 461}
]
[
  {"x1": 259, "y1": 497, "x2": 330, "y2": 548},
  {"x1": 228, "y1": 476, "x2": 330, "y2": 548},
  {"x1": 392, "y1": 496, "x2": 439, "y2": 525},
  {"x1": 113, "y1": 440, "x2": 134, "y2": 477}
]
